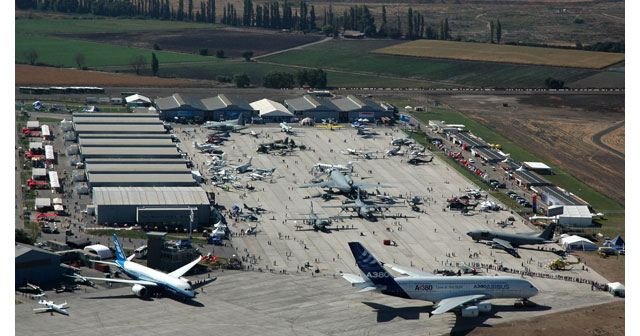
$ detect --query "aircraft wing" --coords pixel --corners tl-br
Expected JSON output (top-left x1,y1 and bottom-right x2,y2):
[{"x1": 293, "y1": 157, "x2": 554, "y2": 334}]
[
  {"x1": 298, "y1": 181, "x2": 337, "y2": 189},
  {"x1": 353, "y1": 182, "x2": 393, "y2": 189},
  {"x1": 168, "y1": 256, "x2": 203, "y2": 278},
  {"x1": 492, "y1": 238, "x2": 515, "y2": 250},
  {"x1": 81, "y1": 277, "x2": 158, "y2": 287},
  {"x1": 384, "y1": 263, "x2": 440, "y2": 277},
  {"x1": 430, "y1": 294, "x2": 487, "y2": 316},
  {"x1": 33, "y1": 308, "x2": 50, "y2": 313},
  {"x1": 93, "y1": 260, "x2": 122, "y2": 269}
]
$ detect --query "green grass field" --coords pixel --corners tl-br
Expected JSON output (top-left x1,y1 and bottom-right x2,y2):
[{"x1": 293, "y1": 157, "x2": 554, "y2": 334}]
[
  {"x1": 373, "y1": 40, "x2": 625, "y2": 69},
  {"x1": 16, "y1": 17, "x2": 223, "y2": 35},
  {"x1": 16, "y1": 34, "x2": 211, "y2": 67},
  {"x1": 261, "y1": 40, "x2": 599, "y2": 88},
  {"x1": 130, "y1": 60, "x2": 438, "y2": 88}
]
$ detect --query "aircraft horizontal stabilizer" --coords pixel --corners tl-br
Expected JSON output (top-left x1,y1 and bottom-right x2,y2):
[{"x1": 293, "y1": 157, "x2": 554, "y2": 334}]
[
  {"x1": 191, "y1": 277, "x2": 217, "y2": 289},
  {"x1": 342, "y1": 273, "x2": 365, "y2": 284},
  {"x1": 358, "y1": 287, "x2": 379, "y2": 293}
]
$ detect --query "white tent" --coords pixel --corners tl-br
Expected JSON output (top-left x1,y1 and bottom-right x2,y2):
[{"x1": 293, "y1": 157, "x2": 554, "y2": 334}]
[
  {"x1": 559, "y1": 235, "x2": 596, "y2": 251},
  {"x1": 125, "y1": 94, "x2": 151, "y2": 105},
  {"x1": 607, "y1": 282, "x2": 625, "y2": 297},
  {"x1": 250, "y1": 99, "x2": 293, "y2": 118},
  {"x1": 84, "y1": 244, "x2": 113, "y2": 260}
]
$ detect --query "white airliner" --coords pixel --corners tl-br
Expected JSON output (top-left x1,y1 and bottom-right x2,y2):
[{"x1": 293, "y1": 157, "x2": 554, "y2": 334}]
[
  {"x1": 83, "y1": 234, "x2": 213, "y2": 299},
  {"x1": 343, "y1": 242, "x2": 538, "y2": 317},
  {"x1": 33, "y1": 299, "x2": 69, "y2": 316}
]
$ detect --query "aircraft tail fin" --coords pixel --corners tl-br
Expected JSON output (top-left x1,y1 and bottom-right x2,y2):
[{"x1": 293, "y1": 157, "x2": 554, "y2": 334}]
[
  {"x1": 347, "y1": 243, "x2": 409, "y2": 298},
  {"x1": 348, "y1": 242, "x2": 393, "y2": 284},
  {"x1": 539, "y1": 222, "x2": 557, "y2": 240},
  {"x1": 113, "y1": 234, "x2": 127, "y2": 262}
]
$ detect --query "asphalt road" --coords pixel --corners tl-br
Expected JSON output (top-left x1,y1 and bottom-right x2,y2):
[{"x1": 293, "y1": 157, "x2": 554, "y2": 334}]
[{"x1": 591, "y1": 120, "x2": 624, "y2": 159}]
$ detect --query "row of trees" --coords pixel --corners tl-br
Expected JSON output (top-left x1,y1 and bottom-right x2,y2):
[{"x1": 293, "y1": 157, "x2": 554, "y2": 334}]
[{"x1": 18, "y1": 0, "x2": 456, "y2": 41}]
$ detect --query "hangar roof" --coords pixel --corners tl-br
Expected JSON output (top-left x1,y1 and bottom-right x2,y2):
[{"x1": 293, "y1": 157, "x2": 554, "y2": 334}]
[
  {"x1": 332, "y1": 95, "x2": 385, "y2": 112},
  {"x1": 201, "y1": 94, "x2": 254, "y2": 111},
  {"x1": 74, "y1": 124, "x2": 166, "y2": 133},
  {"x1": 285, "y1": 95, "x2": 338, "y2": 112},
  {"x1": 93, "y1": 186, "x2": 209, "y2": 206}
]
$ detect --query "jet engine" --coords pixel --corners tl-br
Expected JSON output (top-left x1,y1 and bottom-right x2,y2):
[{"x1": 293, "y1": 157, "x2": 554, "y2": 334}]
[
  {"x1": 477, "y1": 301, "x2": 492, "y2": 313},
  {"x1": 131, "y1": 284, "x2": 148, "y2": 297},
  {"x1": 460, "y1": 306, "x2": 479, "y2": 318}
]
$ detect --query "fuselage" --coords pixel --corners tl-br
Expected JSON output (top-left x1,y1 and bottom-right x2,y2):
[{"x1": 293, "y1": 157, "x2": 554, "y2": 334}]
[
  {"x1": 467, "y1": 231, "x2": 546, "y2": 246},
  {"x1": 120, "y1": 260, "x2": 196, "y2": 298},
  {"x1": 395, "y1": 276, "x2": 538, "y2": 302}
]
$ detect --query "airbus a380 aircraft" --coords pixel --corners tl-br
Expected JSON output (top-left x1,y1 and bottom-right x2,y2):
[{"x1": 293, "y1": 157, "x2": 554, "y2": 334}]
[
  {"x1": 83, "y1": 234, "x2": 213, "y2": 299},
  {"x1": 343, "y1": 242, "x2": 538, "y2": 317}
]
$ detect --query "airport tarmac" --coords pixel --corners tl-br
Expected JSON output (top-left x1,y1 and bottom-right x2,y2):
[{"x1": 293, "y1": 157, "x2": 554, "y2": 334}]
[
  {"x1": 180, "y1": 125, "x2": 612, "y2": 291},
  {"x1": 16, "y1": 124, "x2": 616, "y2": 335},
  {"x1": 15, "y1": 270, "x2": 616, "y2": 336}
]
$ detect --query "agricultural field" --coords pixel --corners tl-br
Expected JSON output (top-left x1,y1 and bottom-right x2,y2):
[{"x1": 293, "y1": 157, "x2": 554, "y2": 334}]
[
  {"x1": 119, "y1": 59, "x2": 437, "y2": 88},
  {"x1": 372, "y1": 40, "x2": 625, "y2": 69},
  {"x1": 261, "y1": 39, "x2": 602, "y2": 88},
  {"x1": 56, "y1": 28, "x2": 322, "y2": 59},
  {"x1": 16, "y1": 34, "x2": 211, "y2": 68},
  {"x1": 15, "y1": 64, "x2": 206, "y2": 87},
  {"x1": 567, "y1": 71, "x2": 625, "y2": 88},
  {"x1": 15, "y1": 16, "x2": 223, "y2": 34}
]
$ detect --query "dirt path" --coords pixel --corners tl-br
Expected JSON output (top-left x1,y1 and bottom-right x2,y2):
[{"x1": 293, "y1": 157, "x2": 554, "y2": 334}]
[
  {"x1": 253, "y1": 37, "x2": 333, "y2": 60},
  {"x1": 592, "y1": 121, "x2": 625, "y2": 159}
]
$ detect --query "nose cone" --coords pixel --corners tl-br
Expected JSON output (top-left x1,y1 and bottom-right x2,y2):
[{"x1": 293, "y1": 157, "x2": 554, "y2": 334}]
[
  {"x1": 466, "y1": 231, "x2": 475, "y2": 238},
  {"x1": 529, "y1": 285, "x2": 539, "y2": 298}
]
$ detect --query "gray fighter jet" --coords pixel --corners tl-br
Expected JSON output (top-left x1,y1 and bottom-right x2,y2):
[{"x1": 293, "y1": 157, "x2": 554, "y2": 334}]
[{"x1": 298, "y1": 169, "x2": 391, "y2": 196}]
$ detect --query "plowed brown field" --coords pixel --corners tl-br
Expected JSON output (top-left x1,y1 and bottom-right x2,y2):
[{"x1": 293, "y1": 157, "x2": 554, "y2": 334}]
[{"x1": 15, "y1": 64, "x2": 208, "y2": 87}]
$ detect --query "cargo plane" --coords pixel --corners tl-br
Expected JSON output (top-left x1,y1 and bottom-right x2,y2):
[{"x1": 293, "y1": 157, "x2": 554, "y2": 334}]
[{"x1": 467, "y1": 223, "x2": 557, "y2": 257}]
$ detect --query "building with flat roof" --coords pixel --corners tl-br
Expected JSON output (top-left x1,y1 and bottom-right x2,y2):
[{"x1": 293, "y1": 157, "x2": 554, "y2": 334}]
[
  {"x1": 523, "y1": 161, "x2": 553, "y2": 175},
  {"x1": 250, "y1": 98, "x2": 294, "y2": 123},
  {"x1": 78, "y1": 133, "x2": 173, "y2": 140},
  {"x1": 73, "y1": 124, "x2": 167, "y2": 134},
  {"x1": 331, "y1": 95, "x2": 393, "y2": 122},
  {"x1": 72, "y1": 113, "x2": 158, "y2": 118},
  {"x1": 511, "y1": 167, "x2": 551, "y2": 188},
  {"x1": 72, "y1": 117, "x2": 161, "y2": 125},
  {"x1": 79, "y1": 138, "x2": 175, "y2": 147},
  {"x1": 285, "y1": 95, "x2": 340, "y2": 122},
  {"x1": 92, "y1": 187, "x2": 211, "y2": 226},
  {"x1": 472, "y1": 147, "x2": 505, "y2": 163},
  {"x1": 85, "y1": 163, "x2": 190, "y2": 174},
  {"x1": 84, "y1": 158, "x2": 188, "y2": 165},
  {"x1": 533, "y1": 185, "x2": 589, "y2": 207},
  {"x1": 87, "y1": 173, "x2": 196, "y2": 187},
  {"x1": 200, "y1": 94, "x2": 257, "y2": 121},
  {"x1": 79, "y1": 147, "x2": 181, "y2": 159}
]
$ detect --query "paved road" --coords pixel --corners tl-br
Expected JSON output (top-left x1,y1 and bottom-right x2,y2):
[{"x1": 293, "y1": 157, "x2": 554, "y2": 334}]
[{"x1": 591, "y1": 120, "x2": 624, "y2": 158}]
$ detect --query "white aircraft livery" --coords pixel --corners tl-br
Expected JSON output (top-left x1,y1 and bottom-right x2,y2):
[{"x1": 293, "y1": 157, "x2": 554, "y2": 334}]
[
  {"x1": 83, "y1": 234, "x2": 213, "y2": 299},
  {"x1": 343, "y1": 242, "x2": 538, "y2": 317}
]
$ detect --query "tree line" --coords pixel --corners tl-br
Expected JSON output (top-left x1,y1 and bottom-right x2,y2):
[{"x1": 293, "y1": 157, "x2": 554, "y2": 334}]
[{"x1": 17, "y1": 0, "x2": 455, "y2": 41}]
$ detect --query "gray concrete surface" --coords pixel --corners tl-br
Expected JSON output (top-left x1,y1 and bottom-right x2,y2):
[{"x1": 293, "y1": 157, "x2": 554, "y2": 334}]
[{"x1": 16, "y1": 120, "x2": 619, "y2": 335}]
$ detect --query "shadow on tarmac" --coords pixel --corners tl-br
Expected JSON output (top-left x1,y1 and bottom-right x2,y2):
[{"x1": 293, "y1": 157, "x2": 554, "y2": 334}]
[{"x1": 362, "y1": 301, "x2": 551, "y2": 335}]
